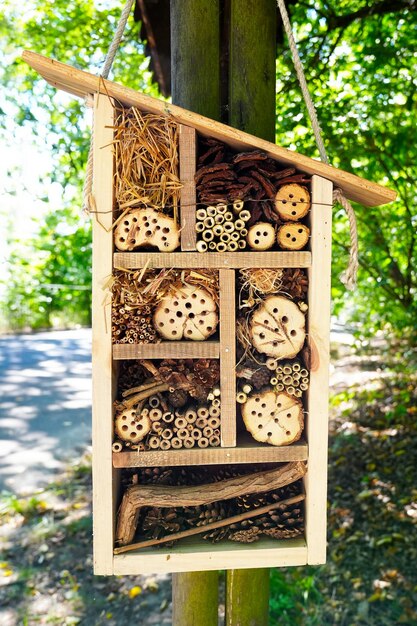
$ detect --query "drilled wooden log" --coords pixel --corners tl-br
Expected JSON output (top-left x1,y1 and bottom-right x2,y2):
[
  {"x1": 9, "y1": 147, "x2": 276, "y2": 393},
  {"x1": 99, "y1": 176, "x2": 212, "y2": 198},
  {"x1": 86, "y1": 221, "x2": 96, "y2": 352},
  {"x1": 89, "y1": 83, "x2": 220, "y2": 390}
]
[{"x1": 115, "y1": 461, "x2": 306, "y2": 545}]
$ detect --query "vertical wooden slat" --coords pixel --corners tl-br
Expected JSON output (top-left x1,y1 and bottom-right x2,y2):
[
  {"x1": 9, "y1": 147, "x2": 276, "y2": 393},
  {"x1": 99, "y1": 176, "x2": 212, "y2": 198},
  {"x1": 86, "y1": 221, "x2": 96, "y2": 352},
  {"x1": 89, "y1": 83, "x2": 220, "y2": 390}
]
[
  {"x1": 179, "y1": 124, "x2": 197, "y2": 250},
  {"x1": 219, "y1": 269, "x2": 236, "y2": 447},
  {"x1": 305, "y1": 175, "x2": 333, "y2": 565},
  {"x1": 92, "y1": 94, "x2": 115, "y2": 575}
]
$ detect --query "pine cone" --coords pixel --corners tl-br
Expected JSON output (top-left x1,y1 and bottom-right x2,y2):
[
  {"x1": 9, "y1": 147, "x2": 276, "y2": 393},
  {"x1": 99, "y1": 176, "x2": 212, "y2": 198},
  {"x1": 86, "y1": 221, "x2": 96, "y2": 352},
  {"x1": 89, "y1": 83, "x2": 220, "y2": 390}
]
[
  {"x1": 251, "y1": 367, "x2": 271, "y2": 389},
  {"x1": 229, "y1": 527, "x2": 261, "y2": 543},
  {"x1": 263, "y1": 527, "x2": 302, "y2": 540},
  {"x1": 281, "y1": 268, "x2": 308, "y2": 300},
  {"x1": 168, "y1": 389, "x2": 189, "y2": 408}
]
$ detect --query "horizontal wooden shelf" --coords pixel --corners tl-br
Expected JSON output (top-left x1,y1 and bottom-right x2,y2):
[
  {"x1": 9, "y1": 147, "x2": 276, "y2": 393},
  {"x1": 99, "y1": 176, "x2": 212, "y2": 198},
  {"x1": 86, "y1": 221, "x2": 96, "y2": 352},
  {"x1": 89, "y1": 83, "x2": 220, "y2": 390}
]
[
  {"x1": 112, "y1": 438, "x2": 308, "y2": 468},
  {"x1": 113, "y1": 341, "x2": 220, "y2": 360},
  {"x1": 113, "y1": 536, "x2": 307, "y2": 574},
  {"x1": 114, "y1": 251, "x2": 311, "y2": 269}
]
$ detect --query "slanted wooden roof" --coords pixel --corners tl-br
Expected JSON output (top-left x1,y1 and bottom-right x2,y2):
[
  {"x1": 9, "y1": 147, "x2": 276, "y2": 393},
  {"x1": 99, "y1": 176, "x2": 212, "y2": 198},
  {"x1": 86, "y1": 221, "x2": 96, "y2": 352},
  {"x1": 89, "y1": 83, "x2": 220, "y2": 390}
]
[{"x1": 22, "y1": 51, "x2": 396, "y2": 207}]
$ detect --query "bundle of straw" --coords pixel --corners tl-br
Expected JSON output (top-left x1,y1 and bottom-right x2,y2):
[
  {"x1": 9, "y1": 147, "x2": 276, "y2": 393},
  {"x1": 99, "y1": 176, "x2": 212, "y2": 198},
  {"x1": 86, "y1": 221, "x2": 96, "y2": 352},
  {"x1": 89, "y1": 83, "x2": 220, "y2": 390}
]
[{"x1": 113, "y1": 106, "x2": 182, "y2": 218}]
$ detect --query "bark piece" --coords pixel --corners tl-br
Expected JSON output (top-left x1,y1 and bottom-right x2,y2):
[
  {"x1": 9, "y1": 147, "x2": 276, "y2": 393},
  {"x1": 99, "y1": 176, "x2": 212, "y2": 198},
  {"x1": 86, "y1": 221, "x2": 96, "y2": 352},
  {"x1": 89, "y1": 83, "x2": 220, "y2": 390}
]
[
  {"x1": 274, "y1": 184, "x2": 311, "y2": 221},
  {"x1": 153, "y1": 285, "x2": 218, "y2": 340},
  {"x1": 250, "y1": 295, "x2": 306, "y2": 359},
  {"x1": 277, "y1": 223, "x2": 310, "y2": 250},
  {"x1": 242, "y1": 390, "x2": 304, "y2": 446}
]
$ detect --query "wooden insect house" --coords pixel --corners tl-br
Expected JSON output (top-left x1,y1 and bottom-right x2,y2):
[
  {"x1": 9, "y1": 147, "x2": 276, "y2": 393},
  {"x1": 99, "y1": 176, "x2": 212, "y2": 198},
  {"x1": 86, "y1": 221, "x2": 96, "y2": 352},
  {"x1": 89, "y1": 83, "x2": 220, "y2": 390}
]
[{"x1": 23, "y1": 51, "x2": 395, "y2": 575}]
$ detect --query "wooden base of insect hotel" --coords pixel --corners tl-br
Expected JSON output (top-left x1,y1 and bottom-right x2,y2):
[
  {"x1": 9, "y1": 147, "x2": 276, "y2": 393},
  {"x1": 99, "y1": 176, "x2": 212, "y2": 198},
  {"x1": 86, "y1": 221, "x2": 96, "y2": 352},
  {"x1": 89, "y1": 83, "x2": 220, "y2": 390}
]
[{"x1": 22, "y1": 52, "x2": 395, "y2": 575}]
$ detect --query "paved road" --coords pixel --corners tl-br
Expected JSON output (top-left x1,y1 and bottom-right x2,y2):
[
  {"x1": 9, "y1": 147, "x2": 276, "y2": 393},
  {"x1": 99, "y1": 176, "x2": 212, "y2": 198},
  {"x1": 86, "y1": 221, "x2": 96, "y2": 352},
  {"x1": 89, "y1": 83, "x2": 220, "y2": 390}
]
[{"x1": 0, "y1": 329, "x2": 92, "y2": 494}]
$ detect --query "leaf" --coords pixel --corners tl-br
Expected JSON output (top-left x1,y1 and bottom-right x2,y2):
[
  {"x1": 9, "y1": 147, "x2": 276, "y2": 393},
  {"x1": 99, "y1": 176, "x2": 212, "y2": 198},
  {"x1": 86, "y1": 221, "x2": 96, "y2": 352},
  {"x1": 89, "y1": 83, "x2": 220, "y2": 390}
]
[{"x1": 128, "y1": 585, "x2": 142, "y2": 599}]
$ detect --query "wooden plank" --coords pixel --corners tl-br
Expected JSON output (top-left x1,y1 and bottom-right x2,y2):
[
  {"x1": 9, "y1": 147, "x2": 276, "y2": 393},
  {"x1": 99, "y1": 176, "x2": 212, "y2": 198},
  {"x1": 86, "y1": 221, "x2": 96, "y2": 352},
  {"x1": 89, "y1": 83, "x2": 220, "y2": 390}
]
[
  {"x1": 91, "y1": 94, "x2": 115, "y2": 575},
  {"x1": 219, "y1": 269, "x2": 236, "y2": 447},
  {"x1": 113, "y1": 341, "x2": 220, "y2": 360},
  {"x1": 112, "y1": 438, "x2": 308, "y2": 468},
  {"x1": 114, "y1": 251, "x2": 312, "y2": 269},
  {"x1": 179, "y1": 125, "x2": 197, "y2": 250},
  {"x1": 22, "y1": 51, "x2": 396, "y2": 207},
  {"x1": 113, "y1": 537, "x2": 307, "y2": 574},
  {"x1": 305, "y1": 175, "x2": 333, "y2": 565}
]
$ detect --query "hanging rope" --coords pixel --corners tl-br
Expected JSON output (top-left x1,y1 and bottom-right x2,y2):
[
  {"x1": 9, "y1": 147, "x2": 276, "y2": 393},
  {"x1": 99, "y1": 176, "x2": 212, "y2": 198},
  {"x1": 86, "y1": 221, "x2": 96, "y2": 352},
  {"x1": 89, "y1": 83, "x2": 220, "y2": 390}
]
[
  {"x1": 276, "y1": 0, "x2": 358, "y2": 290},
  {"x1": 82, "y1": 0, "x2": 135, "y2": 215}
]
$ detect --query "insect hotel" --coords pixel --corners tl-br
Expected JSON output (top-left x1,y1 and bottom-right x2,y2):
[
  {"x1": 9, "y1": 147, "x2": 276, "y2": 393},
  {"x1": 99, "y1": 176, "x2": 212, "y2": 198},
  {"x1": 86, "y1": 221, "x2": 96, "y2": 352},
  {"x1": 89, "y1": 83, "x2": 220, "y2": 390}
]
[{"x1": 23, "y1": 51, "x2": 395, "y2": 575}]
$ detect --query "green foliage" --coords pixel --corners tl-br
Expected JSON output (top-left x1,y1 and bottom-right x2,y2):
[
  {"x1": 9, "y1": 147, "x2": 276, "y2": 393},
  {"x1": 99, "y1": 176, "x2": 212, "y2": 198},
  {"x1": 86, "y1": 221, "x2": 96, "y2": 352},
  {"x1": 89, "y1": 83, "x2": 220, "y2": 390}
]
[
  {"x1": 1, "y1": 0, "x2": 417, "y2": 339},
  {"x1": 275, "y1": 2, "x2": 417, "y2": 336},
  {"x1": 3, "y1": 207, "x2": 92, "y2": 330},
  {"x1": 0, "y1": 0, "x2": 161, "y2": 331},
  {"x1": 269, "y1": 569, "x2": 322, "y2": 625}
]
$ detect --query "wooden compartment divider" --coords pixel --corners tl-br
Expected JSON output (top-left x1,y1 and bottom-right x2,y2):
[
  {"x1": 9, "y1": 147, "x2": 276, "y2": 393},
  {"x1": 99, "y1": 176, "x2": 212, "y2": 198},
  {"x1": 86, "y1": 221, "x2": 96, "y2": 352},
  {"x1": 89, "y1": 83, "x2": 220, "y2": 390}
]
[
  {"x1": 179, "y1": 124, "x2": 197, "y2": 251},
  {"x1": 113, "y1": 437, "x2": 308, "y2": 468},
  {"x1": 114, "y1": 250, "x2": 312, "y2": 270},
  {"x1": 113, "y1": 341, "x2": 220, "y2": 360},
  {"x1": 219, "y1": 269, "x2": 236, "y2": 447}
]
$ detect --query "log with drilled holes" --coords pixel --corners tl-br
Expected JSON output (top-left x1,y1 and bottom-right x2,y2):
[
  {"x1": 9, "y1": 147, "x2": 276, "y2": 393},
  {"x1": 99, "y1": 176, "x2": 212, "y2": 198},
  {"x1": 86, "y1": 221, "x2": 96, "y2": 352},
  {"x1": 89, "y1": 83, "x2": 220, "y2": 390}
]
[
  {"x1": 153, "y1": 285, "x2": 218, "y2": 340},
  {"x1": 114, "y1": 208, "x2": 180, "y2": 252},
  {"x1": 250, "y1": 295, "x2": 306, "y2": 359},
  {"x1": 241, "y1": 390, "x2": 304, "y2": 446}
]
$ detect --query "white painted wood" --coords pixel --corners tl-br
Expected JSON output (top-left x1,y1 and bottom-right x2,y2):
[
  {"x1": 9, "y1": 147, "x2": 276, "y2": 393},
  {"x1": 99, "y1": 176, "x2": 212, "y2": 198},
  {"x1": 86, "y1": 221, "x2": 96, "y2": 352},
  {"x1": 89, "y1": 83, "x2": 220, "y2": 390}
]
[
  {"x1": 113, "y1": 538, "x2": 307, "y2": 574},
  {"x1": 305, "y1": 175, "x2": 333, "y2": 565},
  {"x1": 91, "y1": 94, "x2": 115, "y2": 575}
]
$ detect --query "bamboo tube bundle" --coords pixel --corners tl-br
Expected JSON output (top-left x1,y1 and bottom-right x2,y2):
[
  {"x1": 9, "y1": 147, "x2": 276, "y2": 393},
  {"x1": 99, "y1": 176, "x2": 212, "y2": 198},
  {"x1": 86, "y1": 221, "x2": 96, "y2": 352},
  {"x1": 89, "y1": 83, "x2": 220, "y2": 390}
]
[
  {"x1": 195, "y1": 200, "x2": 248, "y2": 252},
  {"x1": 273, "y1": 360, "x2": 309, "y2": 398},
  {"x1": 114, "y1": 359, "x2": 222, "y2": 451}
]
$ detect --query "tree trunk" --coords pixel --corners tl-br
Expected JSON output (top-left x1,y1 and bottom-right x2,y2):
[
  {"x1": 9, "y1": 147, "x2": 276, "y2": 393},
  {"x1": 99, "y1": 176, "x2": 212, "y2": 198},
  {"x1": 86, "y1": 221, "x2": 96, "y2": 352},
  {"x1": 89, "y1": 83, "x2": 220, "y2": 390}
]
[{"x1": 170, "y1": 0, "x2": 276, "y2": 623}]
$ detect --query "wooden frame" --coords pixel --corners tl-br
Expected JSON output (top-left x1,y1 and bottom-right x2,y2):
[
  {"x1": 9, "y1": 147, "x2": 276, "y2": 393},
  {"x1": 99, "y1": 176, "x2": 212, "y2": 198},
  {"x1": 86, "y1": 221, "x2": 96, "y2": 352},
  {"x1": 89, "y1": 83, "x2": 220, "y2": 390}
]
[
  {"x1": 22, "y1": 53, "x2": 393, "y2": 576},
  {"x1": 90, "y1": 108, "x2": 334, "y2": 572}
]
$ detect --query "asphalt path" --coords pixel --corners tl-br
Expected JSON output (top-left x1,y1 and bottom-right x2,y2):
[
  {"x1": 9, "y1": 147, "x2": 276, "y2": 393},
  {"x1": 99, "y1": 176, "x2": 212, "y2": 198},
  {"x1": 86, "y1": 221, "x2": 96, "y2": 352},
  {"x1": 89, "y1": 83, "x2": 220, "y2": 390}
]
[{"x1": 0, "y1": 329, "x2": 92, "y2": 494}]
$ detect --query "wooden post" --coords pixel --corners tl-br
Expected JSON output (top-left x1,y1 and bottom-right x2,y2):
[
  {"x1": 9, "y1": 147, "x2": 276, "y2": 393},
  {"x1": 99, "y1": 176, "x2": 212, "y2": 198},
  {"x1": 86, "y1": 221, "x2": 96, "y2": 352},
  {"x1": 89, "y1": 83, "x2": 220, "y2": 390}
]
[
  {"x1": 171, "y1": 0, "x2": 221, "y2": 120},
  {"x1": 172, "y1": 572, "x2": 219, "y2": 626},
  {"x1": 225, "y1": 569, "x2": 270, "y2": 626},
  {"x1": 171, "y1": 1, "x2": 276, "y2": 622},
  {"x1": 229, "y1": 0, "x2": 276, "y2": 142},
  {"x1": 171, "y1": 1, "x2": 221, "y2": 620},
  {"x1": 226, "y1": 1, "x2": 276, "y2": 622}
]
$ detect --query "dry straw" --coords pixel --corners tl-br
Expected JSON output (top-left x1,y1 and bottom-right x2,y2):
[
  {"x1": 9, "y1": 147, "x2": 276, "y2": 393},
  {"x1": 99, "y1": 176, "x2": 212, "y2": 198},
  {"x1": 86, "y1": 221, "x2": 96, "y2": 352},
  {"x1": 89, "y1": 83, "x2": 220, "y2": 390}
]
[{"x1": 113, "y1": 106, "x2": 182, "y2": 221}]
